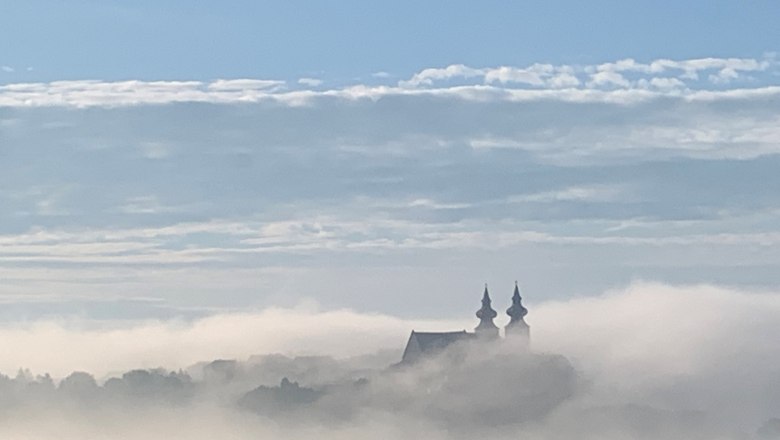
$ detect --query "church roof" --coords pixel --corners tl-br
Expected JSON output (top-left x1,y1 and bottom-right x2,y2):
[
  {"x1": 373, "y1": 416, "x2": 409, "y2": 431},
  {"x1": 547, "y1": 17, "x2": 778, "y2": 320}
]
[
  {"x1": 414, "y1": 331, "x2": 472, "y2": 351},
  {"x1": 400, "y1": 282, "x2": 532, "y2": 363},
  {"x1": 401, "y1": 330, "x2": 474, "y2": 363}
]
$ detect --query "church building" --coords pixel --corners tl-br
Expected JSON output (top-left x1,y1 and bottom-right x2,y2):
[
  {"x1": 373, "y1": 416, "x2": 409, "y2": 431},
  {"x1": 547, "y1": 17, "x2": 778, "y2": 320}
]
[{"x1": 401, "y1": 282, "x2": 530, "y2": 363}]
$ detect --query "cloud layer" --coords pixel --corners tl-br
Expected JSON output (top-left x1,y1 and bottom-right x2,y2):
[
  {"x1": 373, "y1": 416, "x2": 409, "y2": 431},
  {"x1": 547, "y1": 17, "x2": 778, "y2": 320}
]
[
  {"x1": 1, "y1": 55, "x2": 777, "y2": 107},
  {"x1": 0, "y1": 283, "x2": 779, "y2": 439},
  {"x1": 1, "y1": 55, "x2": 780, "y2": 315}
]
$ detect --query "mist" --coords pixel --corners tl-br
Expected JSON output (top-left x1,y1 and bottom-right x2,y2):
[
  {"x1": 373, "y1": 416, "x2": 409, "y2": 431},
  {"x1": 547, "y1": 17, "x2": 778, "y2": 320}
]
[{"x1": 0, "y1": 282, "x2": 778, "y2": 439}]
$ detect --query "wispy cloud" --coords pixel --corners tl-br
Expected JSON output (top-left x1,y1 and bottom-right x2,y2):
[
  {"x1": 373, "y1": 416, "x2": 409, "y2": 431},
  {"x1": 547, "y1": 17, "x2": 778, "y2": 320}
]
[
  {"x1": 206, "y1": 79, "x2": 285, "y2": 91},
  {"x1": 116, "y1": 195, "x2": 186, "y2": 215},
  {"x1": 2, "y1": 55, "x2": 780, "y2": 314},
  {"x1": 2, "y1": 213, "x2": 780, "y2": 270},
  {"x1": 138, "y1": 141, "x2": 175, "y2": 159},
  {"x1": 508, "y1": 185, "x2": 626, "y2": 203},
  {"x1": 297, "y1": 77, "x2": 323, "y2": 87}
]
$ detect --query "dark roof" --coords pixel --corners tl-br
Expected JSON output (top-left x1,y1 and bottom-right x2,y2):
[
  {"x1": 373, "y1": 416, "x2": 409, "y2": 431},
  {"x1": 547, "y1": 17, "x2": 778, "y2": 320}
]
[
  {"x1": 412, "y1": 330, "x2": 473, "y2": 352},
  {"x1": 400, "y1": 330, "x2": 476, "y2": 364}
]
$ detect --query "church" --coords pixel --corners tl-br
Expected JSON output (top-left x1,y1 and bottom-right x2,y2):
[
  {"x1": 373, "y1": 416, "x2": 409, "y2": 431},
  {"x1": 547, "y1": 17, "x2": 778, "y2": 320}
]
[{"x1": 401, "y1": 282, "x2": 530, "y2": 363}]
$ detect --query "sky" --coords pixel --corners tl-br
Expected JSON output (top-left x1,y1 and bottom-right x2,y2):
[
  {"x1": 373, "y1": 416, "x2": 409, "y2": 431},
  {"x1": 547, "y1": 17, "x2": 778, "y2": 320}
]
[
  {"x1": 2, "y1": 0, "x2": 780, "y2": 82},
  {"x1": 2, "y1": 3, "x2": 780, "y2": 438},
  {"x1": 1, "y1": 1, "x2": 780, "y2": 322}
]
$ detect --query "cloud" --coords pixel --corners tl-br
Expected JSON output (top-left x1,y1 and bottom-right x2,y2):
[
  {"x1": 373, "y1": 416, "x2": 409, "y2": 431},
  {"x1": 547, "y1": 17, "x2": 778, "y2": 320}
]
[
  {"x1": 484, "y1": 64, "x2": 581, "y2": 88},
  {"x1": 298, "y1": 77, "x2": 323, "y2": 87},
  {"x1": 0, "y1": 56, "x2": 773, "y2": 110},
  {"x1": 508, "y1": 185, "x2": 626, "y2": 203},
  {"x1": 1, "y1": 55, "x2": 780, "y2": 315},
  {"x1": 406, "y1": 198, "x2": 471, "y2": 210},
  {"x1": 0, "y1": 283, "x2": 778, "y2": 438},
  {"x1": 638, "y1": 76, "x2": 686, "y2": 90},
  {"x1": 206, "y1": 79, "x2": 285, "y2": 91},
  {"x1": 3, "y1": 212, "x2": 780, "y2": 270},
  {"x1": 116, "y1": 195, "x2": 184, "y2": 215},
  {"x1": 0, "y1": 305, "x2": 468, "y2": 377},
  {"x1": 398, "y1": 64, "x2": 484, "y2": 88},
  {"x1": 709, "y1": 67, "x2": 740, "y2": 84},
  {"x1": 0, "y1": 55, "x2": 777, "y2": 108},
  {"x1": 138, "y1": 141, "x2": 174, "y2": 159},
  {"x1": 591, "y1": 56, "x2": 771, "y2": 79},
  {"x1": 1, "y1": 65, "x2": 14, "y2": 73},
  {"x1": 586, "y1": 70, "x2": 631, "y2": 88},
  {"x1": 399, "y1": 55, "x2": 775, "y2": 92},
  {"x1": 0, "y1": 79, "x2": 287, "y2": 107},
  {"x1": 483, "y1": 64, "x2": 551, "y2": 86}
]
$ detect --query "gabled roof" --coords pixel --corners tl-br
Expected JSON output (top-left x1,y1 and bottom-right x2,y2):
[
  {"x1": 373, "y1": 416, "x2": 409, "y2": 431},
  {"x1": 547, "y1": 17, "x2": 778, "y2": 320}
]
[
  {"x1": 401, "y1": 330, "x2": 474, "y2": 363},
  {"x1": 413, "y1": 331, "x2": 471, "y2": 351}
]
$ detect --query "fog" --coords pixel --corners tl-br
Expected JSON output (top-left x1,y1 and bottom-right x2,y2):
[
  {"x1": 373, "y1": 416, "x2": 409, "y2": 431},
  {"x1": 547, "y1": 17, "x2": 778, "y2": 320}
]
[{"x1": 0, "y1": 282, "x2": 779, "y2": 439}]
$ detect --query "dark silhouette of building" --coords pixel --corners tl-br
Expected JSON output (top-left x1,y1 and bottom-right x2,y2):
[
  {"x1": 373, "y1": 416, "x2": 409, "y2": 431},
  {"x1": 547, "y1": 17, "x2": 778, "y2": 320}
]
[
  {"x1": 475, "y1": 284, "x2": 500, "y2": 339},
  {"x1": 505, "y1": 281, "x2": 530, "y2": 347},
  {"x1": 401, "y1": 283, "x2": 530, "y2": 363},
  {"x1": 401, "y1": 330, "x2": 475, "y2": 364}
]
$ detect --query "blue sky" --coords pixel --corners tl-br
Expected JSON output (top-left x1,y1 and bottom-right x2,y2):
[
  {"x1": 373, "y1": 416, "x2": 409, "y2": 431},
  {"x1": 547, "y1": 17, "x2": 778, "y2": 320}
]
[
  {"x1": 2, "y1": 1, "x2": 779, "y2": 82},
  {"x1": 1, "y1": 1, "x2": 780, "y2": 321}
]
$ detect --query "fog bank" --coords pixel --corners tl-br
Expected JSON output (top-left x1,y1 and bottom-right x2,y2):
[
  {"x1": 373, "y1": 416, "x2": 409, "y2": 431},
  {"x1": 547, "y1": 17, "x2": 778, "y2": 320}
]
[{"x1": 0, "y1": 282, "x2": 778, "y2": 439}]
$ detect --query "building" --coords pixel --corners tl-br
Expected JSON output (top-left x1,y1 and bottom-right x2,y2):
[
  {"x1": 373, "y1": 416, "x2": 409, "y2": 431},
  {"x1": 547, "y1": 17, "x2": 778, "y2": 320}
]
[
  {"x1": 400, "y1": 283, "x2": 530, "y2": 363},
  {"x1": 505, "y1": 282, "x2": 530, "y2": 341},
  {"x1": 400, "y1": 330, "x2": 475, "y2": 364}
]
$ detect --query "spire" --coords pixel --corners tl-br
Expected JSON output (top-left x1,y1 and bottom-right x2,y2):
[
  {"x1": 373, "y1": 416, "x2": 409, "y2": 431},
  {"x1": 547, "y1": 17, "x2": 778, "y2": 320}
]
[
  {"x1": 475, "y1": 284, "x2": 499, "y2": 339},
  {"x1": 505, "y1": 281, "x2": 530, "y2": 345},
  {"x1": 506, "y1": 281, "x2": 528, "y2": 321}
]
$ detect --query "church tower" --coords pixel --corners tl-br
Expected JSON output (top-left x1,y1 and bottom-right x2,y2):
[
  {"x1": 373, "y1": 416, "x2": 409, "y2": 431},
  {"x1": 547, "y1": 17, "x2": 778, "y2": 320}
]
[
  {"x1": 505, "y1": 281, "x2": 530, "y2": 347},
  {"x1": 474, "y1": 284, "x2": 499, "y2": 339}
]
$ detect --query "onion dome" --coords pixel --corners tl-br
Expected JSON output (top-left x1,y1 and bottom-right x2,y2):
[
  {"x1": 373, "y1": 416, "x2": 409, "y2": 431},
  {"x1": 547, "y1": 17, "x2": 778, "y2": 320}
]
[{"x1": 475, "y1": 284, "x2": 499, "y2": 338}]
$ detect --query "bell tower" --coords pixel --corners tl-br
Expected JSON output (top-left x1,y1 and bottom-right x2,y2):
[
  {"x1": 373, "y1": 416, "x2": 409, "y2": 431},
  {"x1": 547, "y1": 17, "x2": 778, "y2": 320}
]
[
  {"x1": 505, "y1": 281, "x2": 530, "y2": 347},
  {"x1": 474, "y1": 284, "x2": 499, "y2": 339}
]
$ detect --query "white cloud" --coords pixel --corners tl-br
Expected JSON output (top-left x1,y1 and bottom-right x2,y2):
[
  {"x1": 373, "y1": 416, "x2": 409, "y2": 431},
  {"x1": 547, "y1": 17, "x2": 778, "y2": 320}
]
[
  {"x1": 0, "y1": 306, "x2": 467, "y2": 377},
  {"x1": 587, "y1": 70, "x2": 631, "y2": 88},
  {"x1": 644, "y1": 76, "x2": 686, "y2": 90},
  {"x1": 1, "y1": 65, "x2": 13, "y2": 73},
  {"x1": 2, "y1": 211, "x2": 780, "y2": 271},
  {"x1": 0, "y1": 282, "x2": 777, "y2": 396},
  {"x1": 117, "y1": 195, "x2": 183, "y2": 215},
  {"x1": 508, "y1": 185, "x2": 626, "y2": 203},
  {"x1": 0, "y1": 55, "x2": 776, "y2": 108},
  {"x1": 406, "y1": 198, "x2": 471, "y2": 210},
  {"x1": 3, "y1": 185, "x2": 76, "y2": 217},
  {"x1": 547, "y1": 72, "x2": 580, "y2": 88},
  {"x1": 483, "y1": 64, "x2": 552, "y2": 86},
  {"x1": 531, "y1": 281, "x2": 780, "y2": 430},
  {"x1": 138, "y1": 141, "x2": 174, "y2": 159},
  {"x1": 297, "y1": 77, "x2": 323, "y2": 87},
  {"x1": 207, "y1": 79, "x2": 285, "y2": 91},
  {"x1": 0, "y1": 79, "x2": 284, "y2": 107},
  {"x1": 398, "y1": 64, "x2": 484, "y2": 88},
  {"x1": 593, "y1": 56, "x2": 771, "y2": 81},
  {"x1": 709, "y1": 67, "x2": 740, "y2": 84},
  {"x1": 1, "y1": 55, "x2": 779, "y2": 311}
]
